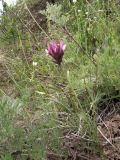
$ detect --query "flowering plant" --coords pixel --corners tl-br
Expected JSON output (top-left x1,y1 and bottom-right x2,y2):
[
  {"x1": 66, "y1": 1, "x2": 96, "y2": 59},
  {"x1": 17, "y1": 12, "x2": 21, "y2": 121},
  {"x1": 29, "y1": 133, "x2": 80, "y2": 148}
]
[{"x1": 46, "y1": 41, "x2": 66, "y2": 65}]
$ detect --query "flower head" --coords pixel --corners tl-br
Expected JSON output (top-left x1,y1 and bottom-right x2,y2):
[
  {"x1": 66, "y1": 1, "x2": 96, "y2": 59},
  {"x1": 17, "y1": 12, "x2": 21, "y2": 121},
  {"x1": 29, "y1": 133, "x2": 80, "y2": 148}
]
[
  {"x1": 32, "y1": 61, "x2": 37, "y2": 66},
  {"x1": 73, "y1": 0, "x2": 77, "y2": 3},
  {"x1": 46, "y1": 40, "x2": 66, "y2": 65}
]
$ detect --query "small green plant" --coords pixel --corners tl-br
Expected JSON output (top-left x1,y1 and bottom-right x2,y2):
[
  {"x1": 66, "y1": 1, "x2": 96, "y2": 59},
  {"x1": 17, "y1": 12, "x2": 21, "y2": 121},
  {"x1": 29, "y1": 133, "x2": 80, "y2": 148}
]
[{"x1": 40, "y1": 2, "x2": 69, "y2": 26}]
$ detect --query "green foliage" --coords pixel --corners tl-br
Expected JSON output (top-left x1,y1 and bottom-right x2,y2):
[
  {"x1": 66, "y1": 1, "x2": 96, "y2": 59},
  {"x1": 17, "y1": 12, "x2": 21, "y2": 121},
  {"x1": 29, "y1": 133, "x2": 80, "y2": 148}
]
[
  {"x1": 40, "y1": 2, "x2": 69, "y2": 26},
  {"x1": 0, "y1": 154, "x2": 13, "y2": 160},
  {"x1": 0, "y1": 5, "x2": 18, "y2": 43},
  {"x1": 0, "y1": 0, "x2": 120, "y2": 159},
  {"x1": 0, "y1": 96, "x2": 23, "y2": 141}
]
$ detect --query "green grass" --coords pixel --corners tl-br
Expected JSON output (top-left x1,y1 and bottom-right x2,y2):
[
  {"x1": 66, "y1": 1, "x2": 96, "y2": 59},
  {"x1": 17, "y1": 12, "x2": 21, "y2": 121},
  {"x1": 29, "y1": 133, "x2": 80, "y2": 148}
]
[{"x1": 0, "y1": 0, "x2": 120, "y2": 159}]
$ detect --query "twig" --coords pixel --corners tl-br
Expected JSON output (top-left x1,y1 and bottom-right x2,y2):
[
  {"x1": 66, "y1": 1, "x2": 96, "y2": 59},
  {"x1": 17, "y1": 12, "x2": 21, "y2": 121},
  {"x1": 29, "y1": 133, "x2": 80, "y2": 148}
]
[
  {"x1": 97, "y1": 126, "x2": 119, "y2": 152},
  {"x1": 7, "y1": 10, "x2": 38, "y2": 43},
  {"x1": 25, "y1": 3, "x2": 51, "y2": 40},
  {"x1": 103, "y1": 136, "x2": 120, "y2": 146},
  {"x1": 63, "y1": 26, "x2": 85, "y2": 53},
  {"x1": 63, "y1": 26, "x2": 97, "y2": 67}
]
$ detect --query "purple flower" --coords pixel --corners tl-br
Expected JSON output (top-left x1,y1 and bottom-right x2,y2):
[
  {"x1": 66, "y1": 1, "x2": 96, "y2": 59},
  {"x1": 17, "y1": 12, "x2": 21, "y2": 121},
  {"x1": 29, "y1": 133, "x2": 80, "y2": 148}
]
[{"x1": 46, "y1": 41, "x2": 66, "y2": 65}]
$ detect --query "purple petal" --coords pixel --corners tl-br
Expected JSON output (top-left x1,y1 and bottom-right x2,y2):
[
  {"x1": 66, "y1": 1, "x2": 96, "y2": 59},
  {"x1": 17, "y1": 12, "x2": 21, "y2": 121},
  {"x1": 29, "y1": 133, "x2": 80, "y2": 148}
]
[
  {"x1": 58, "y1": 41, "x2": 65, "y2": 56},
  {"x1": 52, "y1": 41, "x2": 57, "y2": 53},
  {"x1": 59, "y1": 40, "x2": 64, "y2": 50}
]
